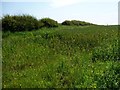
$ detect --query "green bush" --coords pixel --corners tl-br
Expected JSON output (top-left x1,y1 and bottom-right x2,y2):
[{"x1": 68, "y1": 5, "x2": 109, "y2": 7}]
[
  {"x1": 2, "y1": 15, "x2": 39, "y2": 32},
  {"x1": 61, "y1": 20, "x2": 73, "y2": 26},
  {"x1": 39, "y1": 18, "x2": 58, "y2": 27},
  {"x1": 62, "y1": 20, "x2": 93, "y2": 26},
  {"x1": 71, "y1": 20, "x2": 80, "y2": 26},
  {"x1": 38, "y1": 20, "x2": 44, "y2": 28}
]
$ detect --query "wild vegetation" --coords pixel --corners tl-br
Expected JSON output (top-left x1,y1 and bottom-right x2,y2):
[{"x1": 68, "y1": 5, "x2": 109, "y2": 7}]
[
  {"x1": 39, "y1": 18, "x2": 58, "y2": 28},
  {"x1": 2, "y1": 15, "x2": 94, "y2": 32},
  {"x1": 2, "y1": 15, "x2": 120, "y2": 88},
  {"x1": 2, "y1": 15, "x2": 39, "y2": 32},
  {"x1": 62, "y1": 20, "x2": 94, "y2": 26},
  {"x1": 2, "y1": 15, "x2": 59, "y2": 32}
]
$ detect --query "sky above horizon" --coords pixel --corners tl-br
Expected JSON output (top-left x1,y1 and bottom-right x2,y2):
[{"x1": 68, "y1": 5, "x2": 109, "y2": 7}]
[{"x1": 1, "y1": 0, "x2": 120, "y2": 25}]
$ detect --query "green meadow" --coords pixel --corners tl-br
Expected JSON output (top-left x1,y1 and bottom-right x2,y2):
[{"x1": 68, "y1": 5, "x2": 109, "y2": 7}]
[{"x1": 2, "y1": 25, "x2": 120, "y2": 88}]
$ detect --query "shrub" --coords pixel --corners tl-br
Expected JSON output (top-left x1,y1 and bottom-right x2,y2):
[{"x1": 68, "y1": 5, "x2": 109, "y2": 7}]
[
  {"x1": 2, "y1": 15, "x2": 39, "y2": 32},
  {"x1": 71, "y1": 20, "x2": 80, "y2": 26},
  {"x1": 38, "y1": 20, "x2": 44, "y2": 28},
  {"x1": 61, "y1": 20, "x2": 73, "y2": 26},
  {"x1": 39, "y1": 18, "x2": 58, "y2": 27},
  {"x1": 62, "y1": 20, "x2": 93, "y2": 26}
]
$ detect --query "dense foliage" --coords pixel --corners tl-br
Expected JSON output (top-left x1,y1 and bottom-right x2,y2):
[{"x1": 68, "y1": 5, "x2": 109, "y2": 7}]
[
  {"x1": 39, "y1": 18, "x2": 58, "y2": 28},
  {"x1": 2, "y1": 15, "x2": 59, "y2": 32},
  {"x1": 2, "y1": 15, "x2": 39, "y2": 32},
  {"x1": 62, "y1": 20, "x2": 94, "y2": 26},
  {"x1": 2, "y1": 15, "x2": 96, "y2": 32},
  {"x1": 61, "y1": 20, "x2": 73, "y2": 26}
]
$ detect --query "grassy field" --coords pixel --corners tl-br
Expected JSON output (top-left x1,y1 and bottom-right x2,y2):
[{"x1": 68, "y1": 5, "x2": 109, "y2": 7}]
[{"x1": 2, "y1": 25, "x2": 120, "y2": 88}]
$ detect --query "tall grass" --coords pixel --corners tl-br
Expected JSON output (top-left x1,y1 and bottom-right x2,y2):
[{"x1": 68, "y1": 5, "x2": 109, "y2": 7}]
[{"x1": 2, "y1": 25, "x2": 120, "y2": 88}]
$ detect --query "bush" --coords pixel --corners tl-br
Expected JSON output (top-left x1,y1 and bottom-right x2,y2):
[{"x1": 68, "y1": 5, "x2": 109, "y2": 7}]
[
  {"x1": 71, "y1": 20, "x2": 80, "y2": 26},
  {"x1": 61, "y1": 20, "x2": 73, "y2": 26},
  {"x1": 62, "y1": 20, "x2": 93, "y2": 26},
  {"x1": 39, "y1": 18, "x2": 58, "y2": 28},
  {"x1": 2, "y1": 15, "x2": 39, "y2": 32}
]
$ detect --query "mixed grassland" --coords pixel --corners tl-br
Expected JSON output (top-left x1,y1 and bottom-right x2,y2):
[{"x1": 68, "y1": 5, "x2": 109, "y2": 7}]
[{"x1": 2, "y1": 25, "x2": 120, "y2": 88}]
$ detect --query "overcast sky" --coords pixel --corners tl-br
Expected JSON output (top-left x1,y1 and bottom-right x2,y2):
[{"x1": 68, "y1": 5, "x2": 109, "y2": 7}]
[{"x1": 1, "y1": 0, "x2": 120, "y2": 25}]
